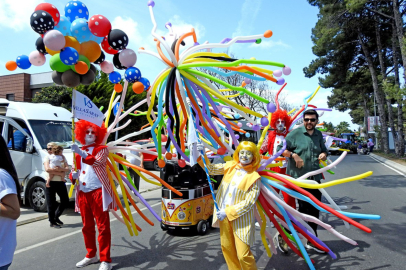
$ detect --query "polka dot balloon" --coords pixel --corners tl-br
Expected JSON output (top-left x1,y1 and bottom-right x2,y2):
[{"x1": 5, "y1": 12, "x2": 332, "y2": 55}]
[
  {"x1": 34, "y1": 3, "x2": 60, "y2": 26},
  {"x1": 88, "y1": 14, "x2": 111, "y2": 37},
  {"x1": 64, "y1": 0, "x2": 89, "y2": 23},
  {"x1": 30, "y1": 10, "x2": 55, "y2": 34},
  {"x1": 70, "y1": 18, "x2": 92, "y2": 43},
  {"x1": 138, "y1": 77, "x2": 150, "y2": 91},
  {"x1": 16, "y1": 55, "x2": 31, "y2": 70},
  {"x1": 35, "y1": 37, "x2": 47, "y2": 54},
  {"x1": 101, "y1": 36, "x2": 118, "y2": 55},
  {"x1": 60, "y1": 47, "x2": 79, "y2": 65},
  {"x1": 54, "y1": 15, "x2": 72, "y2": 36},
  {"x1": 108, "y1": 29, "x2": 128, "y2": 50},
  {"x1": 109, "y1": 71, "x2": 121, "y2": 84},
  {"x1": 124, "y1": 67, "x2": 141, "y2": 83}
]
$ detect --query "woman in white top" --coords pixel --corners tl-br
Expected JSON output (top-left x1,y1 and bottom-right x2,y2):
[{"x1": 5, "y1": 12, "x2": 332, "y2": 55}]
[
  {"x1": 0, "y1": 136, "x2": 21, "y2": 270},
  {"x1": 43, "y1": 142, "x2": 70, "y2": 228}
]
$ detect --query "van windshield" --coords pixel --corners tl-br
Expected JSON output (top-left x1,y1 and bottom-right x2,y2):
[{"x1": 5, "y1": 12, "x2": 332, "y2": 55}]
[{"x1": 29, "y1": 120, "x2": 81, "y2": 149}]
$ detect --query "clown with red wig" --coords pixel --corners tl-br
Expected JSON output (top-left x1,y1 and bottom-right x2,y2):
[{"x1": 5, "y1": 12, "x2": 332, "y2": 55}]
[{"x1": 70, "y1": 120, "x2": 115, "y2": 270}]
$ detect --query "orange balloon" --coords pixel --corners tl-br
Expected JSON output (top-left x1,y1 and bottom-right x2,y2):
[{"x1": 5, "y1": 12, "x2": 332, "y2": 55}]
[
  {"x1": 158, "y1": 159, "x2": 166, "y2": 168},
  {"x1": 65, "y1": 36, "x2": 81, "y2": 52},
  {"x1": 264, "y1": 30, "x2": 273, "y2": 38},
  {"x1": 132, "y1": 82, "x2": 144, "y2": 94},
  {"x1": 5, "y1": 61, "x2": 17, "y2": 71},
  {"x1": 241, "y1": 81, "x2": 246, "y2": 87},
  {"x1": 114, "y1": 83, "x2": 123, "y2": 93},
  {"x1": 74, "y1": 61, "x2": 88, "y2": 75},
  {"x1": 165, "y1": 152, "x2": 172, "y2": 160},
  {"x1": 80, "y1": 40, "x2": 102, "y2": 63}
]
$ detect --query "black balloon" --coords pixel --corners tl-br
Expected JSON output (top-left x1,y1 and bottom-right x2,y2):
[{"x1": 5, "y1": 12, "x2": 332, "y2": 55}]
[
  {"x1": 89, "y1": 64, "x2": 97, "y2": 74},
  {"x1": 30, "y1": 10, "x2": 54, "y2": 34},
  {"x1": 61, "y1": 70, "x2": 80, "y2": 88},
  {"x1": 113, "y1": 53, "x2": 126, "y2": 70},
  {"x1": 94, "y1": 51, "x2": 105, "y2": 64},
  {"x1": 52, "y1": 71, "x2": 64, "y2": 85},
  {"x1": 107, "y1": 29, "x2": 128, "y2": 50},
  {"x1": 80, "y1": 70, "x2": 95, "y2": 85},
  {"x1": 35, "y1": 37, "x2": 47, "y2": 55}
]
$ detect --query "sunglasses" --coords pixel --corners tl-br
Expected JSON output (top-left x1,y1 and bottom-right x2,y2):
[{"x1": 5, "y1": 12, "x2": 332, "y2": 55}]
[
  {"x1": 47, "y1": 148, "x2": 52, "y2": 150},
  {"x1": 304, "y1": 118, "x2": 317, "y2": 122},
  {"x1": 86, "y1": 131, "x2": 96, "y2": 135}
]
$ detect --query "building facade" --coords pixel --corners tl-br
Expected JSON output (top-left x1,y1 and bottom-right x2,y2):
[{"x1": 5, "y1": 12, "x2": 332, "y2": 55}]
[{"x1": 0, "y1": 72, "x2": 53, "y2": 102}]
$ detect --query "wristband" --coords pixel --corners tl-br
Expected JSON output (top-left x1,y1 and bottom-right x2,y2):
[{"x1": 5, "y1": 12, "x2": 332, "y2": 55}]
[{"x1": 290, "y1": 152, "x2": 295, "y2": 158}]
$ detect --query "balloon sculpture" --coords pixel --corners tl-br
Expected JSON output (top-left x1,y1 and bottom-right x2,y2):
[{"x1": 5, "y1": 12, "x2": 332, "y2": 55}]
[{"x1": 133, "y1": 1, "x2": 380, "y2": 270}]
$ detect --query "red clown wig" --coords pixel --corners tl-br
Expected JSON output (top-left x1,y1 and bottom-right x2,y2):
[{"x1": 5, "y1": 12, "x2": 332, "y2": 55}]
[
  {"x1": 270, "y1": 109, "x2": 291, "y2": 130},
  {"x1": 74, "y1": 120, "x2": 107, "y2": 145}
]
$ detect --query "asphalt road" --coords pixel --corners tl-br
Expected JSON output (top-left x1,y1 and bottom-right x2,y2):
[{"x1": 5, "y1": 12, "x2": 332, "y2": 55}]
[{"x1": 9, "y1": 154, "x2": 406, "y2": 270}]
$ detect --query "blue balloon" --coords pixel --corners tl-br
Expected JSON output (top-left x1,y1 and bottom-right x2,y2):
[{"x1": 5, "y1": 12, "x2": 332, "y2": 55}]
[
  {"x1": 138, "y1": 77, "x2": 150, "y2": 90},
  {"x1": 64, "y1": 0, "x2": 89, "y2": 23},
  {"x1": 70, "y1": 18, "x2": 93, "y2": 43},
  {"x1": 234, "y1": 113, "x2": 240, "y2": 119},
  {"x1": 60, "y1": 47, "x2": 79, "y2": 65},
  {"x1": 245, "y1": 132, "x2": 251, "y2": 138},
  {"x1": 109, "y1": 71, "x2": 121, "y2": 84},
  {"x1": 16, "y1": 55, "x2": 31, "y2": 70},
  {"x1": 113, "y1": 102, "x2": 121, "y2": 116},
  {"x1": 90, "y1": 35, "x2": 104, "y2": 44},
  {"x1": 54, "y1": 15, "x2": 71, "y2": 36},
  {"x1": 124, "y1": 67, "x2": 142, "y2": 83}
]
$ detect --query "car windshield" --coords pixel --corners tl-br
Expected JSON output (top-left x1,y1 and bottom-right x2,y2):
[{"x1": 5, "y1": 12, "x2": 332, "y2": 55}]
[{"x1": 29, "y1": 120, "x2": 82, "y2": 149}]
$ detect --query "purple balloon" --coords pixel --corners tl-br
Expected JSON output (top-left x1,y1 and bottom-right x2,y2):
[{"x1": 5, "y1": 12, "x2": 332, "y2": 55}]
[
  {"x1": 274, "y1": 70, "x2": 282, "y2": 77},
  {"x1": 276, "y1": 78, "x2": 285, "y2": 85},
  {"x1": 283, "y1": 66, "x2": 291, "y2": 75},
  {"x1": 235, "y1": 134, "x2": 240, "y2": 140},
  {"x1": 261, "y1": 117, "x2": 269, "y2": 126},
  {"x1": 147, "y1": 0, "x2": 155, "y2": 7},
  {"x1": 165, "y1": 22, "x2": 172, "y2": 28},
  {"x1": 267, "y1": 103, "x2": 276, "y2": 113},
  {"x1": 244, "y1": 78, "x2": 252, "y2": 84},
  {"x1": 252, "y1": 124, "x2": 260, "y2": 131}
]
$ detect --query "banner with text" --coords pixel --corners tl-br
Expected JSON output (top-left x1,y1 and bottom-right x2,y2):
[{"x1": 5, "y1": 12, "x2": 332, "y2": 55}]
[
  {"x1": 72, "y1": 90, "x2": 105, "y2": 127},
  {"x1": 367, "y1": 116, "x2": 380, "y2": 133}
]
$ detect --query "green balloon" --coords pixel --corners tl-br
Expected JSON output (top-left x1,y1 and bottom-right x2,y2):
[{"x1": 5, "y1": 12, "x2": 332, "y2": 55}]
[
  {"x1": 49, "y1": 53, "x2": 70, "y2": 73},
  {"x1": 185, "y1": 149, "x2": 190, "y2": 157},
  {"x1": 70, "y1": 55, "x2": 90, "y2": 73}
]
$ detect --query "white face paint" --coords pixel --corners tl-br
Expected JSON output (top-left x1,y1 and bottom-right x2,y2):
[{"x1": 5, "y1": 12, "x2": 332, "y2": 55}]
[
  {"x1": 276, "y1": 119, "x2": 285, "y2": 132},
  {"x1": 239, "y1": 149, "x2": 253, "y2": 165},
  {"x1": 84, "y1": 128, "x2": 96, "y2": 145}
]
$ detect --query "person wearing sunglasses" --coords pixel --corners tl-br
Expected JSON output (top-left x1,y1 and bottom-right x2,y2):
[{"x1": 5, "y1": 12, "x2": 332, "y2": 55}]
[{"x1": 277, "y1": 109, "x2": 328, "y2": 254}]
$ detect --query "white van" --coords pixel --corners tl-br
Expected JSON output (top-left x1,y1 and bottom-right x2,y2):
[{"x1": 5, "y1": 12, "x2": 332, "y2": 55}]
[{"x1": 0, "y1": 98, "x2": 76, "y2": 212}]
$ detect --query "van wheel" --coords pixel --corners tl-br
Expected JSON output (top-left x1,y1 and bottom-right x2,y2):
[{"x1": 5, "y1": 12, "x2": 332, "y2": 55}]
[
  {"x1": 153, "y1": 159, "x2": 160, "y2": 171},
  {"x1": 29, "y1": 181, "x2": 47, "y2": 212},
  {"x1": 197, "y1": 220, "x2": 208, "y2": 235},
  {"x1": 161, "y1": 222, "x2": 168, "y2": 231}
]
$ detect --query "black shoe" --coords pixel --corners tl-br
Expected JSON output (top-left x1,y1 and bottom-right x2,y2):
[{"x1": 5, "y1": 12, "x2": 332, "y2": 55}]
[
  {"x1": 305, "y1": 241, "x2": 327, "y2": 254},
  {"x1": 50, "y1": 222, "x2": 61, "y2": 229},
  {"x1": 55, "y1": 218, "x2": 64, "y2": 225}
]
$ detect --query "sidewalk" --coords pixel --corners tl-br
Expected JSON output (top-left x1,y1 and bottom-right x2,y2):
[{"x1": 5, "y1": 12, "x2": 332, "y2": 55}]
[
  {"x1": 17, "y1": 170, "x2": 162, "y2": 226},
  {"x1": 369, "y1": 153, "x2": 406, "y2": 174}
]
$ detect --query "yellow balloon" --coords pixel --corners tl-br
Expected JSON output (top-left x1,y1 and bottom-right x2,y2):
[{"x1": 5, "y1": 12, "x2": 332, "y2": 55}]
[
  {"x1": 45, "y1": 46, "x2": 59, "y2": 55},
  {"x1": 223, "y1": 156, "x2": 233, "y2": 162}
]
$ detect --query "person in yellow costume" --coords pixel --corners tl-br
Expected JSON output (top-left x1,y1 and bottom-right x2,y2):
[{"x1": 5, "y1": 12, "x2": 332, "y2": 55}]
[{"x1": 198, "y1": 141, "x2": 261, "y2": 270}]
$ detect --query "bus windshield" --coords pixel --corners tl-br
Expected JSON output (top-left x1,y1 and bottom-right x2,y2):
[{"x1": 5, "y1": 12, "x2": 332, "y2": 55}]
[{"x1": 29, "y1": 120, "x2": 81, "y2": 149}]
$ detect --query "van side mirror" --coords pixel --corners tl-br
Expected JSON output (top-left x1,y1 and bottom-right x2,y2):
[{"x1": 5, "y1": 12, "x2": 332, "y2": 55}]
[{"x1": 26, "y1": 137, "x2": 33, "y2": 153}]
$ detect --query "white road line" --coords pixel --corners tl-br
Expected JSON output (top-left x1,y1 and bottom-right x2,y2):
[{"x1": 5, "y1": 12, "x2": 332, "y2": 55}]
[
  {"x1": 14, "y1": 201, "x2": 162, "y2": 255},
  {"x1": 369, "y1": 155, "x2": 406, "y2": 177}
]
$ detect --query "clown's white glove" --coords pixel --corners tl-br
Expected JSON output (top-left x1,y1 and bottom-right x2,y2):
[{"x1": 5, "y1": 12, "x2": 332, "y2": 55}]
[
  {"x1": 71, "y1": 144, "x2": 87, "y2": 159},
  {"x1": 196, "y1": 143, "x2": 204, "y2": 152},
  {"x1": 71, "y1": 171, "x2": 79, "y2": 180},
  {"x1": 217, "y1": 210, "x2": 227, "y2": 221}
]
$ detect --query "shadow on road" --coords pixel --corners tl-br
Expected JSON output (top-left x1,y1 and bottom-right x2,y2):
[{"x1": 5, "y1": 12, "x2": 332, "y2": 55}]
[{"x1": 359, "y1": 175, "x2": 406, "y2": 188}]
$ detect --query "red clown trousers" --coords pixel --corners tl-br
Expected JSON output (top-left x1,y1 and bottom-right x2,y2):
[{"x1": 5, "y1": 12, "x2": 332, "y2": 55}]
[
  {"x1": 270, "y1": 166, "x2": 296, "y2": 209},
  {"x1": 78, "y1": 188, "x2": 112, "y2": 263}
]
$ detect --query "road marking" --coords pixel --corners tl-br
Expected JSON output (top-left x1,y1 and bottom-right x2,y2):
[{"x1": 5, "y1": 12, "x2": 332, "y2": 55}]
[
  {"x1": 14, "y1": 201, "x2": 162, "y2": 255},
  {"x1": 369, "y1": 155, "x2": 406, "y2": 177}
]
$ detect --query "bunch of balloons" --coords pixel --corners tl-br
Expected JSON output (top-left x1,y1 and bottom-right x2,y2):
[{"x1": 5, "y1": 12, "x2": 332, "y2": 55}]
[{"x1": 5, "y1": 0, "x2": 148, "y2": 90}]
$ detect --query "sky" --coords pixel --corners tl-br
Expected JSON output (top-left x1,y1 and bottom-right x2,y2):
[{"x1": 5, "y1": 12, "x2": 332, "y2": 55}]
[{"x1": 0, "y1": 0, "x2": 359, "y2": 130}]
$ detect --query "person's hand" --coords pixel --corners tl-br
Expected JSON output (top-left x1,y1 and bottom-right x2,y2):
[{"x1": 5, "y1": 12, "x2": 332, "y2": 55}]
[
  {"x1": 318, "y1": 152, "x2": 327, "y2": 161},
  {"x1": 140, "y1": 164, "x2": 144, "y2": 169},
  {"x1": 71, "y1": 171, "x2": 79, "y2": 180},
  {"x1": 71, "y1": 144, "x2": 87, "y2": 158},
  {"x1": 46, "y1": 181, "x2": 51, "y2": 188},
  {"x1": 293, "y1": 154, "x2": 304, "y2": 169},
  {"x1": 216, "y1": 210, "x2": 227, "y2": 221},
  {"x1": 196, "y1": 143, "x2": 204, "y2": 152}
]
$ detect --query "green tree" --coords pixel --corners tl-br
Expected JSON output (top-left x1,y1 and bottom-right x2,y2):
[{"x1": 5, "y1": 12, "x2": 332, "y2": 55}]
[
  {"x1": 336, "y1": 121, "x2": 352, "y2": 135},
  {"x1": 323, "y1": 122, "x2": 335, "y2": 133},
  {"x1": 32, "y1": 86, "x2": 72, "y2": 111}
]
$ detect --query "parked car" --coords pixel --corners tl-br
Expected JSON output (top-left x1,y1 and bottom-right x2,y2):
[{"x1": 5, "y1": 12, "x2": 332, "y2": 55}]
[
  {"x1": 133, "y1": 139, "x2": 166, "y2": 171},
  {"x1": 0, "y1": 99, "x2": 75, "y2": 212}
]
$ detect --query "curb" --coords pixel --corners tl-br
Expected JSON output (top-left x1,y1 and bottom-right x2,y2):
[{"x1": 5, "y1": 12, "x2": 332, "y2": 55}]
[
  {"x1": 369, "y1": 153, "x2": 406, "y2": 174},
  {"x1": 16, "y1": 186, "x2": 162, "y2": 227}
]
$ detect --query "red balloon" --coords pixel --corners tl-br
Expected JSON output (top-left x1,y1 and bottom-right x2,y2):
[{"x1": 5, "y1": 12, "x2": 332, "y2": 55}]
[
  {"x1": 161, "y1": 134, "x2": 168, "y2": 142},
  {"x1": 101, "y1": 36, "x2": 118, "y2": 55},
  {"x1": 88, "y1": 15, "x2": 112, "y2": 37},
  {"x1": 35, "y1": 3, "x2": 60, "y2": 26},
  {"x1": 217, "y1": 147, "x2": 226, "y2": 155},
  {"x1": 178, "y1": 159, "x2": 186, "y2": 168}
]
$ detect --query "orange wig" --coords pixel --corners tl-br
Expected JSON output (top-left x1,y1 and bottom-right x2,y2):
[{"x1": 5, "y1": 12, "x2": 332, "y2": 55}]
[{"x1": 74, "y1": 120, "x2": 107, "y2": 145}]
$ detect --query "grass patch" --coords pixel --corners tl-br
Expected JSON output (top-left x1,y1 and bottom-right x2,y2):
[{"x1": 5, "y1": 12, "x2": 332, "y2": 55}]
[{"x1": 373, "y1": 151, "x2": 406, "y2": 165}]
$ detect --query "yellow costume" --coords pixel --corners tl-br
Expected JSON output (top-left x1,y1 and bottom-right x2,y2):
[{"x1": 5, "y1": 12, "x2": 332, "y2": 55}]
[{"x1": 198, "y1": 142, "x2": 261, "y2": 270}]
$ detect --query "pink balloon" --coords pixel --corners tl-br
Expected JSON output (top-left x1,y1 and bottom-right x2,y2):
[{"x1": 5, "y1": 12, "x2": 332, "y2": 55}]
[
  {"x1": 237, "y1": 122, "x2": 243, "y2": 127},
  {"x1": 43, "y1": 30, "x2": 65, "y2": 51},
  {"x1": 273, "y1": 70, "x2": 282, "y2": 77},
  {"x1": 29, "y1": 51, "x2": 46, "y2": 66},
  {"x1": 119, "y1": 49, "x2": 137, "y2": 67},
  {"x1": 283, "y1": 66, "x2": 291, "y2": 75},
  {"x1": 100, "y1": 60, "x2": 114, "y2": 74}
]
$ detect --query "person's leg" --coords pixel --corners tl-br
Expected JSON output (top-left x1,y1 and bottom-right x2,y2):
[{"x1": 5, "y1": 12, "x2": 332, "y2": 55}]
[
  {"x1": 45, "y1": 182, "x2": 57, "y2": 224},
  {"x1": 298, "y1": 187, "x2": 322, "y2": 236},
  {"x1": 219, "y1": 219, "x2": 241, "y2": 270},
  {"x1": 234, "y1": 233, "x2": 257, "y2": 270},
  {"x1": 91, "y1": 189, "x2": 112, "y2": 263},
  {"x1": 0, "y1": 263, "x2": 12, "y2": 270},
  {"x1": 133, "y1": 172, "x2": 140, "y2": 191},
  {"x1": 55, "y1": 182, "x2": 69, "y2": 220},
  {"x1": 78, "y1": 191, "x2": 98, "y2": 259}
]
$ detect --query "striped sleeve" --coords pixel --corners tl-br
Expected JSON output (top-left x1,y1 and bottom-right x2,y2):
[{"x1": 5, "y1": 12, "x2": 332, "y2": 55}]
[
  {"x1": 225, "y1": 180, "x2": 260, "y2": 221},
  {"x1": 93, "y1": 148, "x2": 108, "y2": 167},
  {"x1": 197, "y1": 155, "x2": 225, "y2": 175}
]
